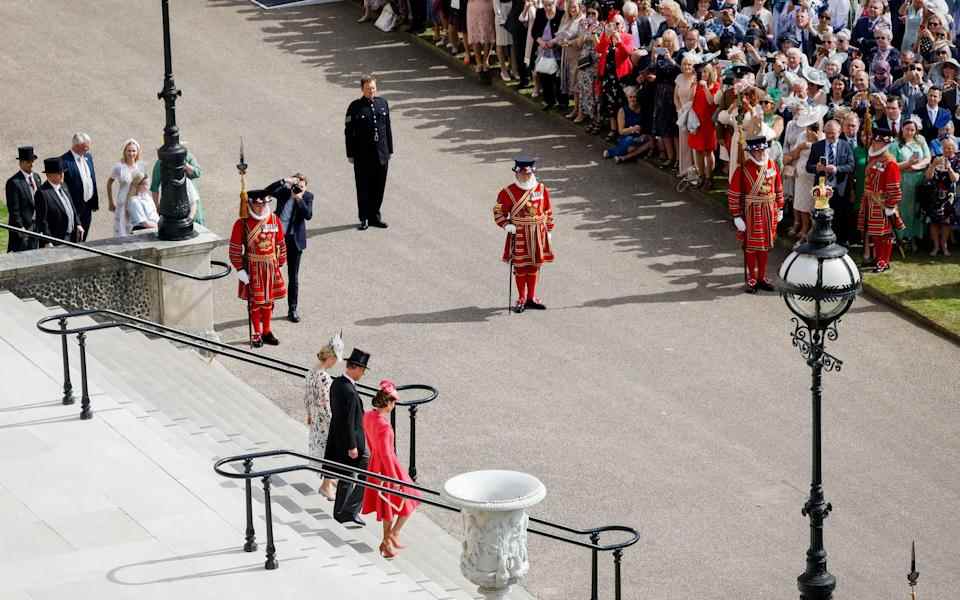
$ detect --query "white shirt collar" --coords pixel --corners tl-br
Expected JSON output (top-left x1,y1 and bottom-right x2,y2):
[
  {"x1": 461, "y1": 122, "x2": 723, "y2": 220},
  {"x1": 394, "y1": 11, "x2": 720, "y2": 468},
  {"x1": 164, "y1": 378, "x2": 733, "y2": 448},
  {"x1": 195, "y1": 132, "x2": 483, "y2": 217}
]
[
  {"x1": 344, "y1": 371, "x2": 359, "y2": 386},
  {"x1": 72, "y1": 151, "x2": 84, "y2": 163},
  {"x1": 20, "y1": 170, "x2": 33, "y2": 180}
]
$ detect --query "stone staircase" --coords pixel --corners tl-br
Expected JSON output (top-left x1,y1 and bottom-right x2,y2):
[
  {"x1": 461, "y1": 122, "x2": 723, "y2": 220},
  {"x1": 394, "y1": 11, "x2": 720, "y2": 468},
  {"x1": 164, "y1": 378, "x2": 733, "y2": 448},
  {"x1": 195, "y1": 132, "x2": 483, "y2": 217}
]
[{"x1": 0, "y1": 290, "x2": 536, "y2": 600}]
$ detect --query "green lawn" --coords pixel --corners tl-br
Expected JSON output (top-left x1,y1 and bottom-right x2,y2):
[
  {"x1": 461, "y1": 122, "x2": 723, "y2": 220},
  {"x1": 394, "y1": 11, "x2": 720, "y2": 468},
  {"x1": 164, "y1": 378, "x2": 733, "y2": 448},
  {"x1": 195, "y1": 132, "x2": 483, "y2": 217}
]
[
  {"x1": 0, "y1": 203, "x2": 7, "y2": 254},
  {"x1": 863, "y1": 253, "x2": 960, "y2": 337}
]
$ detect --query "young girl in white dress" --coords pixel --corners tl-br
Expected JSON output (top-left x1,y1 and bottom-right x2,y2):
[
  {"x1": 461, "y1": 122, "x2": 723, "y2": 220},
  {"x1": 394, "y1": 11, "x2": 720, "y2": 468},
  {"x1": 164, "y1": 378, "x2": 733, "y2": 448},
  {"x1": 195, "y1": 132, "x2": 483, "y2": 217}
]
[{"x1": 126, "y1": 173, "x2": 159, "y2": 232}]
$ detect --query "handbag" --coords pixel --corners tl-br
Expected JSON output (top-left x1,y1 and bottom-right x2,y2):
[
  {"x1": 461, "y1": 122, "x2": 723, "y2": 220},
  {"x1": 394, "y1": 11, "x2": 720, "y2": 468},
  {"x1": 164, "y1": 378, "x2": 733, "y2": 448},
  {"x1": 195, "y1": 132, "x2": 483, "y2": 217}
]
[
  {"x1": 374, "y1": 3, "x2": 397, "y2": 32},
  {"x1": 577, "y1": 53, "x2": 595, "y2": 70},
  {"x1": 535, "y1": 54, "x2": 560, "y2": 75}
]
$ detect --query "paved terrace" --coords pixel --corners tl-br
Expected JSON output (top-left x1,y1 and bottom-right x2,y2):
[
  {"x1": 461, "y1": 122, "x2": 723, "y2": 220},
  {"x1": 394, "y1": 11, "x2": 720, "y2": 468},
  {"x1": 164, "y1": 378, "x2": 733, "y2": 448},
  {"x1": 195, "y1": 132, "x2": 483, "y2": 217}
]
[{"x1": 1, "y1": 1, "x2": 959, "y2": 598}]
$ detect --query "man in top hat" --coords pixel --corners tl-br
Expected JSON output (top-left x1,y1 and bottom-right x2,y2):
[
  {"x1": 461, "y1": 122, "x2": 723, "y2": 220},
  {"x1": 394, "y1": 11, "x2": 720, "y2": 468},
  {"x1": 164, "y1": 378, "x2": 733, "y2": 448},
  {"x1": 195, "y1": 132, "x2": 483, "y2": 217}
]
[
  {"x1": 60, "y1": 133, "x2": 98, "y2": 241},
  {"x1": 228, "y1": 188, "x2": 287, "y2": 347},
  {"x1": 325, "y1": 348, "x2": 371, "y2": 526},
  {"x1": 728, "y1": 136, "x2": 784, "y2": 293},
  {"x1": 5, "y1": 146, "x2": 43, "y2": 251},
  {"x1": 493, "y1": 156, "x2": 555, "y2": 313},
  {"x1": 858, "y1": 127, "x2": 903, "y2": 273},
  {"x1": 34, "y1": 157, "x2": 83, "y2": 245},
  {"x1": 345, "y1": 74, "x2": 392, "y2": 231}
]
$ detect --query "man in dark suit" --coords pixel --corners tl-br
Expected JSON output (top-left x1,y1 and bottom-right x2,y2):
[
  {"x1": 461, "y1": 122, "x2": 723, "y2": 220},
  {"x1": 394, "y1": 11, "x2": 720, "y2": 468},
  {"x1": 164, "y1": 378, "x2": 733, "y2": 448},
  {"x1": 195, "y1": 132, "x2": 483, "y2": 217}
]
[
  {"x1": 915, "y1": 86, "x2": 951, "y2": 143},
  {"x1": 325, "y1": 348, "x2": 371, "y2": 526},
  {"x1": 875, "y1": 96, "x2": 906, "y2": 135},
  {"x1": 265, "y1": 174, "x2": 313, "y2": 323},
  {"x1": 806, "y1": 120, "x2": 856, "y2": 245},
  {"x1": 60, "y1": 133, "x2": 98, "y2": 241},
  {"x1": 35, "y1": 157, "x2": 83, "y2": 245},
  {"x1": 345, "y1": 75, "x2": 392, "y2": 231},
  {"x1": 5, "y1": 146, "x2": 43, "y2": 252}
]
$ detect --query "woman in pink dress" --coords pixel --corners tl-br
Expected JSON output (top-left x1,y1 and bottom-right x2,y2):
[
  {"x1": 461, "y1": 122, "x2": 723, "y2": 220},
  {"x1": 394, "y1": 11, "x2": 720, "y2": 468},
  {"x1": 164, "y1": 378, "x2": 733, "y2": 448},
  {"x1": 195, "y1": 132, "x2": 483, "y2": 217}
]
[{"x1": 361, "y1": 380, "x2": 420, "y2": 558}]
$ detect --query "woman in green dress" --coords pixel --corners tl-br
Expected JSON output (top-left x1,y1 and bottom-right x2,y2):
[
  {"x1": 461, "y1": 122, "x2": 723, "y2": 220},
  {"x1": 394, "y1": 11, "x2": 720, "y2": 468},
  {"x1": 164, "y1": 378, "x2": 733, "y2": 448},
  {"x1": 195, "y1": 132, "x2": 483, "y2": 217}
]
[
  {"x1": 149, "y1": 149, "x2": 205, "y2": 226},
  {"x1": 890, "y1": 116, "x2": 931, "y2": 245}
]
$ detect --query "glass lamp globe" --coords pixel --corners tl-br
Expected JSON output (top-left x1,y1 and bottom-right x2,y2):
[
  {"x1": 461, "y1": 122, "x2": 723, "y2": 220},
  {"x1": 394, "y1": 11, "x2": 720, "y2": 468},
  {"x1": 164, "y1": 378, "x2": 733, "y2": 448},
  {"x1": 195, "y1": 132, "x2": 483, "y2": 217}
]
[{"x1": 778, "y1": 181, "x2": 862, "y2": 328}]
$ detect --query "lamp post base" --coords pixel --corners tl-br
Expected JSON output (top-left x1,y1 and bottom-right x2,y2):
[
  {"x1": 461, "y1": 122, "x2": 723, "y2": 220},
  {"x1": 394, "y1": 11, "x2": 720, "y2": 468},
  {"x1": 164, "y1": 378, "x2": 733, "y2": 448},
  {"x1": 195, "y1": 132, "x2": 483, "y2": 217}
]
[
  {"x1": 158, "y1": 216, "x2": 198, "y2": 242},
  {"x1": 798, "y1": 570, "x2": 836, "y2": 600}
]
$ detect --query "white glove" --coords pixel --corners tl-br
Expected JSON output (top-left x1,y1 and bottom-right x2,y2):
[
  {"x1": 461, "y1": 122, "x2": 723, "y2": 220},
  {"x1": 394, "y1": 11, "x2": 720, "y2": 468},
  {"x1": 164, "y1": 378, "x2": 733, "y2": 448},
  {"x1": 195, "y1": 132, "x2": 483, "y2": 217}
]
[
  {"x1": 734, "y1": 217, "x2": 746, "y2": 232},
  {"x1": 548, "y1": 232, "x2": 553, "y2": 242},
  {"x1": 777, "y1": 210, "x2": 784, "y2": 223},
  {"x1": 504, "y1": 224, "x2": 517, "y2": 234},
  {"x1": 884, "y1": 208, "x2": 896, "y2": 216},
  {"x1": 237, "y1": 269, "x2": 250, "y2": 284}
]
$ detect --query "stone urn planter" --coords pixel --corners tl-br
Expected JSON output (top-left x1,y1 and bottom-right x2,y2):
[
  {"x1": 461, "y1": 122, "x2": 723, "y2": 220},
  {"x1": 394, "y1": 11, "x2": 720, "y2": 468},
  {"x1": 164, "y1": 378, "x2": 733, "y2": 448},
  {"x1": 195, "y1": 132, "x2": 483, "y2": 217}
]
[{"x1": 442, "y1": 470, "x2": 547, "y2": 600}]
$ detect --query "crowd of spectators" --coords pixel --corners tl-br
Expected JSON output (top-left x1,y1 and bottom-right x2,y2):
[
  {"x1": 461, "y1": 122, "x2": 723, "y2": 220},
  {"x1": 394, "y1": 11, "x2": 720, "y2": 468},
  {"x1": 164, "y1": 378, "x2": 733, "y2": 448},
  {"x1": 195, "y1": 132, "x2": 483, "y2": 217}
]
[{"x1": 362, "y1": 0, "x2": 960, "y2": 257}]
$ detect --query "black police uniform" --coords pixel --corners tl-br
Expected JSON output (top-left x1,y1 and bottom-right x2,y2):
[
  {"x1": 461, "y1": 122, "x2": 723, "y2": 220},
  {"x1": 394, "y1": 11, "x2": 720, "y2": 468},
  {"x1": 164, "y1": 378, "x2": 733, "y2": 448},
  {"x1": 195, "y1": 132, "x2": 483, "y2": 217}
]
[{"x1": 345, "y1": 95, "x2": 393, "y2": 228}]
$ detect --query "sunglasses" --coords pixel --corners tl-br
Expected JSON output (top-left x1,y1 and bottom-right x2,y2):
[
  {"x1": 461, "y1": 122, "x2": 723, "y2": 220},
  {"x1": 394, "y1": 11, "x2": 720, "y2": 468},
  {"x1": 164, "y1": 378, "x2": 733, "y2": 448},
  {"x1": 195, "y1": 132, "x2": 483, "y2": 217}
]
[{"x1": 910, "y1": 65, "x2": 924, "y2": 71}]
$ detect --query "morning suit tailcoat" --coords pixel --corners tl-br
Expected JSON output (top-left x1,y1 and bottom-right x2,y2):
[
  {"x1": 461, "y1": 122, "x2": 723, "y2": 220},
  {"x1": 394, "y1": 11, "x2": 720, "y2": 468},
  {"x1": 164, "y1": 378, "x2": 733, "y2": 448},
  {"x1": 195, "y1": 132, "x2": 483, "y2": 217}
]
[
  {"x1": 805, "y1": 138, "x2": 855, "y2": 198},
  {"x1": 5, "y1": 171, "x2": 42, "y2": 251},
  {"x1": 345, "y1": 96, "x2": 393, "y2": 223},
  {"x1": 35, "y1": 182, "x2": 80, "y2": 245},
  {"x1": 324, "y1": 375, "x2": 367, "y2": 466},
  {"x1": 60, "y1": 151, "x2": 98, "y2": 237}
]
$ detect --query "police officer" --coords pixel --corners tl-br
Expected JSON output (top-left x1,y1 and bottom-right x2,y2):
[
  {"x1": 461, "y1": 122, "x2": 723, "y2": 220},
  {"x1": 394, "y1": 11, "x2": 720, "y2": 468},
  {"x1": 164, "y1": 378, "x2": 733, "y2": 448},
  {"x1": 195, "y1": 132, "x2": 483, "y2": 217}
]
[{"x1": 345, "y1": 74, "x2": 393, "y2": 231}]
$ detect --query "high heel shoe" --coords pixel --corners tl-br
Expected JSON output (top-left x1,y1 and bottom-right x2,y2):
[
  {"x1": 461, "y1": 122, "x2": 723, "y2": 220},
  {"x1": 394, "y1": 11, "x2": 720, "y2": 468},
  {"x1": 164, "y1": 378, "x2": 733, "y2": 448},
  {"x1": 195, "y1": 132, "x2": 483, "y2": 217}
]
[
  {"x1": 379, "y1": 542, "x2": 397, "y2": 558},
  {"x1": 318, "y1": 486, "x2": 336, "y2": 501},
  {"x1": 390, "y1": 535, "x2": 407, "y2": 549}
]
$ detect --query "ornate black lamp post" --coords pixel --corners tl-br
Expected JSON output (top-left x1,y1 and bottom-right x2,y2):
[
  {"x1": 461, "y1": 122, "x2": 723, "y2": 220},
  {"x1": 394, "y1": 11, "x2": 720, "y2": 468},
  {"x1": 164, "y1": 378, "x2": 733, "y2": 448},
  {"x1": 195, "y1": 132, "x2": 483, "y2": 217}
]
[
  {"x1": 156, "y1": 0, "x2": 195, "y2": 241},
  {"x1": 778, "y1": 180, "x2": 861, "y2": 600}
]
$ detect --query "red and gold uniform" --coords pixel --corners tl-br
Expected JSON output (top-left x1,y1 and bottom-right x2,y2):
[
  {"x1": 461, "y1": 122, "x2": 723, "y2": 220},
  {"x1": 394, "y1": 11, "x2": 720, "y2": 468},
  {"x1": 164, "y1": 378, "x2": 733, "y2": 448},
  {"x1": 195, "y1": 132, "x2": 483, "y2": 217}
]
[
  {"x1": 858, "y1": 150, "x2": 902, "y2": 271},
  {"x1": 728, "y1": 152, "x2": 784, "y2": 288},
  {"x1": 229, "y1": 211, "x2": 287, "y2": 341},
  {"x1": 494, "y1": 176, "x2": 555, "y2": 310}
]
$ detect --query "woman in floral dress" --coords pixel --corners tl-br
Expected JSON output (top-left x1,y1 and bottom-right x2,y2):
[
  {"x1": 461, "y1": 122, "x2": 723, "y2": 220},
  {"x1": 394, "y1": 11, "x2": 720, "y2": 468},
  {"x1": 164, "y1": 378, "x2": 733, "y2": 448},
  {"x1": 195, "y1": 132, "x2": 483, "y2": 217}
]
[{"x1": 304, "y1": 332, "x2": 344, "y2": 500}]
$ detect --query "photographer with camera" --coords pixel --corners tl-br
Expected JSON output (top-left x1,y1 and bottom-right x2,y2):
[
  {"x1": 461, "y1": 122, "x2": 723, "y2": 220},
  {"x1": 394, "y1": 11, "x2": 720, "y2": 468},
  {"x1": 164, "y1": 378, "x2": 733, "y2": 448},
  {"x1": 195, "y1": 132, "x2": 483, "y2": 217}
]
[{"x1": 266, "y1": 173, "x2": 313, "y2": 323}]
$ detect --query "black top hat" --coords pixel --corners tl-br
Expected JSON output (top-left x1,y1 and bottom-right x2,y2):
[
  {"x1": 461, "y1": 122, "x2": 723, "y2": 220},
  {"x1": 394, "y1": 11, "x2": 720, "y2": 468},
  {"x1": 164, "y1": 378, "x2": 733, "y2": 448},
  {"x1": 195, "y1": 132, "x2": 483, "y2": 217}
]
[
  {"x1": 872, "y1": 126, "x2": 895, "y2": 142},
  {"x1": 746, "y1": 136, "x2": 769, "y2": 150},
  {"x1": 730, "y1": 64, "x2": 753, "y2": 78},
  {"x1": 17, "y1": 146, "x2": 37, "y2": 162},
  {"x1": 345, "y1": 348, "x2": 371, "y2": 369},
  {"x1": 42, "y1": 157, "x2": 64, "y2": 174},
  {"x1": 512, "y1": 155, "x2": 537, "y2": 171}
]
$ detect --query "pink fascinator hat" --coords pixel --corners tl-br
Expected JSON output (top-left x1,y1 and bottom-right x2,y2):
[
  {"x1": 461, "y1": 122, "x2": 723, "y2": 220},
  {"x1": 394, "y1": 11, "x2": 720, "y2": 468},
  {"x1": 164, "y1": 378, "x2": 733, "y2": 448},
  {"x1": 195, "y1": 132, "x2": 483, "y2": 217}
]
[{"x1": 379, "y1": 379, "x2": 399, "y2": 401}]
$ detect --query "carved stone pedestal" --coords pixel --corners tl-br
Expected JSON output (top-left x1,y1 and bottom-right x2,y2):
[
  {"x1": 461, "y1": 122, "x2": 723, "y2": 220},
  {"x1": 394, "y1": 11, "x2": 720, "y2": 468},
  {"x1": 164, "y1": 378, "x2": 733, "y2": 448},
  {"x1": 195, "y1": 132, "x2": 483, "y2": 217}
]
[{"x1": 441, "y1": 470, "x2": 546, "y2": 600}]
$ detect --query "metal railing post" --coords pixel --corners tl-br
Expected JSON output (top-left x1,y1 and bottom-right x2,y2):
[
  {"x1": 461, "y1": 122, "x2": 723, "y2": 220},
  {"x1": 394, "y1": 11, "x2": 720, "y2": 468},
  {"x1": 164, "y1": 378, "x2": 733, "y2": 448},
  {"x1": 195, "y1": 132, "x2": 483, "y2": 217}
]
[
  {"x1": 77, "y1": 332, "x2": 92, "y2": 420},
  {"x1": 408, "y1": 405, "x2": 418, "y2": 481},
  {"x1": 390, "y1": 409, "x2": 397, "y2": 453},
  {"x1": 262, "y1": 475, "x2": 278, "y2": 570},
  {"x1": 613, "y1": 548, "x2": 623, "y2": 600},
  {"x1": 59, "y1": 318, "x2": 75, "y2": 405},
  {"x1": 589, "y1": 532, "x2": 600, "y2": 600},
  {"x1": 243, "y1": 458, "x2": 257, "y2": 552}
]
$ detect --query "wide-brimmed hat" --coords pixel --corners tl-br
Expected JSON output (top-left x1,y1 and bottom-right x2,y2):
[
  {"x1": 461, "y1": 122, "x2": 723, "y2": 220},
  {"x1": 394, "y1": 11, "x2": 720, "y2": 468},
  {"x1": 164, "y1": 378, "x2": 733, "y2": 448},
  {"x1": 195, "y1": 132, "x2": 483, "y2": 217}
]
[
  {"x1": 246, "y1": 189, "x2": 274, "y2": 203},
  {"x1": 746, "y1": 136, "x2": 769, "y2": 151},
  {"x1": 345, "y1": 348, "x2": 371, "y2": 369},
  {"x1": 802, "y1": 66, "x2": 829, "y2": 87},
  {"x1": 42, "y1": 157, "x2": 64, "y2": 174},
  {"x1": 512, "y1": 155, "x2": 536, "y2": 171},
  {"x1": 17, "y1": 146, "x2": 37, "y2": 162},
  {"x1": 930, "y1": 58, "x2": 960, "y2": 84},
  {"x1": 794, "y1": 104, "x2": 829, "y2": 128}
]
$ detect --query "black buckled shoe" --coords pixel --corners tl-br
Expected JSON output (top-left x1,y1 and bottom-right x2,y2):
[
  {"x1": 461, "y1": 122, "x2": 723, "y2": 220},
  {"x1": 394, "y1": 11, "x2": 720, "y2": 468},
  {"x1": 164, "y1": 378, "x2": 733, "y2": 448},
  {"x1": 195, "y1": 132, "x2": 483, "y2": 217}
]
[
  {"x1": 524, "y1": 298, "x2": 547, "y2": 310},
  {"x1": 513, "y1": 301, "x2": 526, "y2": 314},
  {"x1": 370, "y1": 220, "x2": 389, "y2": 228},
  {"x1": 744, "y1": 280, "x2": 758, "y2": 294},
  {"x1": 358, "y1": 220, "x2": 369, "y2": 230},
  {"x1": 261, "y1": 332, "x2": 280, "y2": 346},
  {"x1": 755, "y1": 279, "x2": 776, "y2": 292},
  {"x1": 251, "y1": 335, "x2": 264, "y2": 348}
]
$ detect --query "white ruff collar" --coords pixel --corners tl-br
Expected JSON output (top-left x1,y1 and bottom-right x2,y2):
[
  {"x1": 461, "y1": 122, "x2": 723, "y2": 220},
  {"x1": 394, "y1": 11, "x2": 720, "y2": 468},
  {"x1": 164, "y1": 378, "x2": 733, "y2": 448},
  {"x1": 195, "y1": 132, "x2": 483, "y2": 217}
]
[
  {"x1": 248, "y1": 203, "x2": 272, "y2": 221},
  {"x1": 868, "y1": 145, "x2": 888, "y2": 157},
  {"x1": 515, "y1": 175, "x2": 538, "y2": 190},
  {"x1": 748, "y1": 153, "x2": 768, "y2": 166}
]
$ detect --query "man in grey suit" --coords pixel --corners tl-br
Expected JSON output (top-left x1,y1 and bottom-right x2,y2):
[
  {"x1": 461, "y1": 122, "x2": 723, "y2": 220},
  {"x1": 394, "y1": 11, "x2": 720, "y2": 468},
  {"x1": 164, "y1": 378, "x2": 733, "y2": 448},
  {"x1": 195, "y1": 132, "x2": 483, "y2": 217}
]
[{"x1": 805, "y1": 119, "x2": 856, "y2": 245}]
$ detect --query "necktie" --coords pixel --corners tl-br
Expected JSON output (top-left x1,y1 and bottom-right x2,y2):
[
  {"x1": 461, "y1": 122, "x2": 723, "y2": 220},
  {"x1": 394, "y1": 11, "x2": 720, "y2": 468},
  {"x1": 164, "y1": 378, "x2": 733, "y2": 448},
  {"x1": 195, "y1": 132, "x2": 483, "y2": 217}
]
[
  {"x1": 59, "y1": 188, "x2": 74, "y2": 233},
  {"x1": 827, "y1": 143, "x2": 835, "y2": 165},
  {"x1": 27, "y1": 174, "x2": 35, "y2": 194}
]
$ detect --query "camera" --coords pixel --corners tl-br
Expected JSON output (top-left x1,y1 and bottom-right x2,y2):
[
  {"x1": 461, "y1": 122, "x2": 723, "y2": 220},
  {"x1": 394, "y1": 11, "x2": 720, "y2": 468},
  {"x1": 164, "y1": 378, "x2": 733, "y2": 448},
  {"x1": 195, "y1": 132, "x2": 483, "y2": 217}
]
[
  {"x1": 818, "y1": 157, "x2": 827, "y2": 166},
  {"x1": 291, "y1": 183, "x2": 303, "y2": 195}
]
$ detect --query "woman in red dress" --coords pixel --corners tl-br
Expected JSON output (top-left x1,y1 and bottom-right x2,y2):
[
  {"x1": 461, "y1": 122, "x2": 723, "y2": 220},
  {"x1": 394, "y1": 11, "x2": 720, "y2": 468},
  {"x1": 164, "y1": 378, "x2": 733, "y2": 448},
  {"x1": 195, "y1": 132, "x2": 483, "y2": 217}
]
[
  {"x1": 688, "y1": 61, "x2": 721, "y2": 190},
  {"x1": 361, "y1": 380, "x2": 420, "y2": 558}
]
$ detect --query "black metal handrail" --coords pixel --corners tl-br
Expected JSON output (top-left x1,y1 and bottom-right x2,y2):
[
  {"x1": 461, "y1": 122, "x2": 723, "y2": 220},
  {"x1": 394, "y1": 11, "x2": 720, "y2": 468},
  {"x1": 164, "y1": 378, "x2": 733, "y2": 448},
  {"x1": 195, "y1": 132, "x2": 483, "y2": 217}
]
[
  {"x1": 214, "y1": 449, "x2": 639, "y2": 599},
  {"x1": 36, "y1": 309, "x2": 437, "y2": 477},
  {"x1": 0, "y1": 223, "x2": 231, "y2": 281}
]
